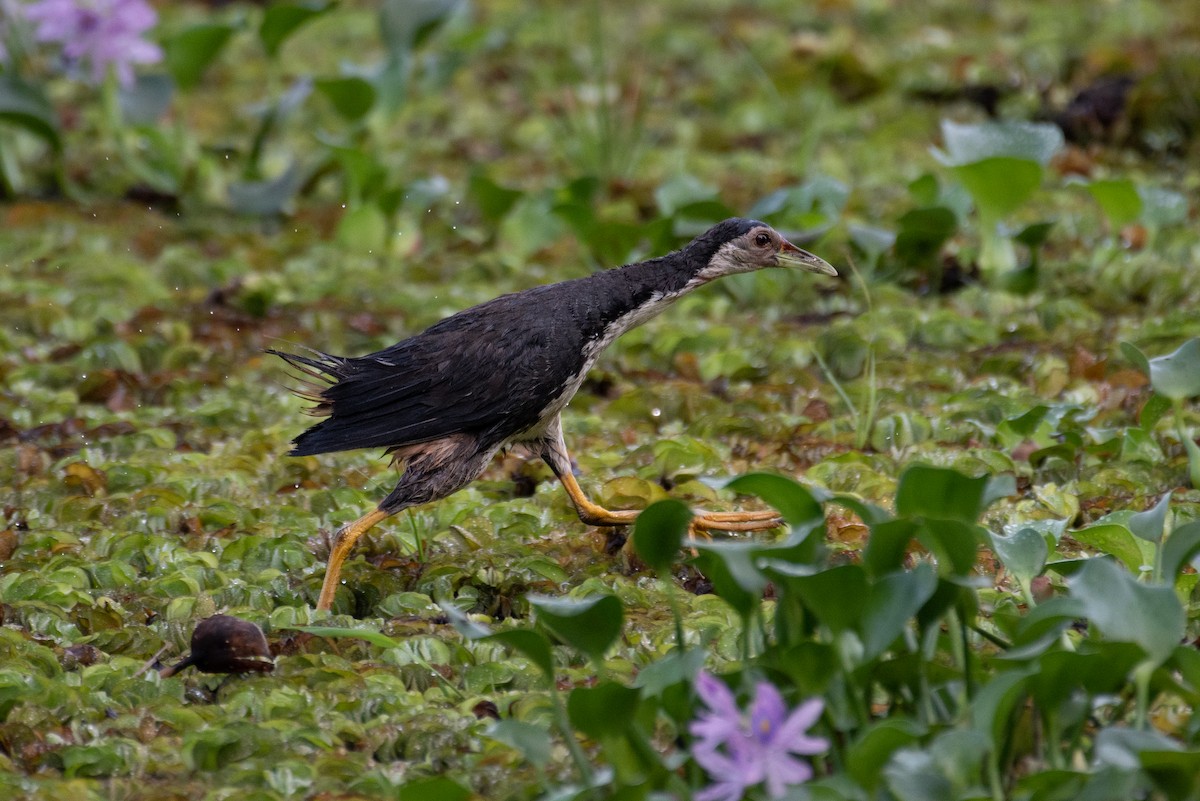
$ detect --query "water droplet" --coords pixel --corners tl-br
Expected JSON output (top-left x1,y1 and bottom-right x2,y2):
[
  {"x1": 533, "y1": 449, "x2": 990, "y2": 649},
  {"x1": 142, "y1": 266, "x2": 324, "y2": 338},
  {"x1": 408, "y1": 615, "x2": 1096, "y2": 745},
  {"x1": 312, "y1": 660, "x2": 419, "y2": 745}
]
[{"x1": 650, "y1": 408, "x2": 661, "y2": 417}]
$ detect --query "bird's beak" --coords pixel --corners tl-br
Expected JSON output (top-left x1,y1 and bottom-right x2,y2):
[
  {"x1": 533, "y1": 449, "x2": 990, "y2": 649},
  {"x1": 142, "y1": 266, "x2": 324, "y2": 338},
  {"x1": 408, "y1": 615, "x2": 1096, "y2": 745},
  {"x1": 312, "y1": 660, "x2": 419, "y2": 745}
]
[{"x1": 778, "y1": 239, "x2": 837, "y2": 276}]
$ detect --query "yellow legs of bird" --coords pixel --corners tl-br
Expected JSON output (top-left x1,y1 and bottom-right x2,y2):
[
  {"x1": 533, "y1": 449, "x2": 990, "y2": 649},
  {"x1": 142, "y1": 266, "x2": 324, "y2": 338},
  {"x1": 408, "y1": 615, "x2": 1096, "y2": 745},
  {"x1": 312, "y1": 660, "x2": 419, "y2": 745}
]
[
  {"x1": 315, "y1": 417, "x2": 783, "y2": 611},
  {"x1": 316, "y1": 482, "x2": 781, "y2": 611},
  {"x1": 316, "y1": 508, "x2": 390, "y2": 611}
]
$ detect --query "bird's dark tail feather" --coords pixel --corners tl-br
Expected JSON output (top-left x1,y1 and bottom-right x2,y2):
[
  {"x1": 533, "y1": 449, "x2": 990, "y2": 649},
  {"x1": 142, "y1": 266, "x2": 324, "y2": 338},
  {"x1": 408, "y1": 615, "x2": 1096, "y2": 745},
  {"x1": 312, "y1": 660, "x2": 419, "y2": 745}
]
[{"x1": 268, "y1": 348, "x2": 356, "y2": 455}]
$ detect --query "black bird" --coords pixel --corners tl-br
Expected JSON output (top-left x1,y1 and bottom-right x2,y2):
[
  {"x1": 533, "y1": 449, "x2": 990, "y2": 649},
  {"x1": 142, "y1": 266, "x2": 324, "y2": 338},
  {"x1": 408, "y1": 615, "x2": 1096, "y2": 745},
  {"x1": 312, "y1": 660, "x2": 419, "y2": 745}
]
[{"x1": 271, "y1": 218, "x2": 836, "y2": 610}]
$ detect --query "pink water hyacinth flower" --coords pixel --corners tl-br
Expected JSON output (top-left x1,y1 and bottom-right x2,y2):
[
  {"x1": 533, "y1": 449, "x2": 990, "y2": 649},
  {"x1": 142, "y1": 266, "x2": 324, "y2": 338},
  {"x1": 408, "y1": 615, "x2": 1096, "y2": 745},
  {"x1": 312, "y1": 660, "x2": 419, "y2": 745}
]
[
  {"x1": 690, "y1": 672, "x2": 827, "y2": 801},
  {"x1": 22, "y1": 0, "x2": 162, "y2": 87}
]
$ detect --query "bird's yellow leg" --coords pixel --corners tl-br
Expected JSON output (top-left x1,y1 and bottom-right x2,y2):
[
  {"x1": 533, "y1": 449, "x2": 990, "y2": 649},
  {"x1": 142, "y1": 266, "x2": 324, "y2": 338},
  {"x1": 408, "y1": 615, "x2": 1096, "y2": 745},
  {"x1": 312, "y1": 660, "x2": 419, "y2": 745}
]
[
  {"x1": 317, "y1": 508, "x2": 390, "y2": 611},
  {"x1": 556, "y1": 470, "x2": 641, "y2": 525},
  {"x1": 556, "y1": 471, "x2": 783, "y2": 531},
  {"x1": 692, "y1": 513, "x2": 784, "y2": 532}
]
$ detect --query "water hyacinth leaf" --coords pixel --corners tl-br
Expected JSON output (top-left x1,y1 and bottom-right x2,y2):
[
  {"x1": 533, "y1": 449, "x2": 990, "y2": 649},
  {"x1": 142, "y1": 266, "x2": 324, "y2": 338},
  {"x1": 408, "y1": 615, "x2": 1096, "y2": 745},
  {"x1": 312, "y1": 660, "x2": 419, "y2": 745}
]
[
  {"x1": 315, "y1": 76, "x2": 377, "y2": 121},
  {"x1": 336, "y1": 204, "x2": 389, "y2": 252},
  {"x1": 894, "y1": 465, "x2": 991, "y2": 523},
  {"x1": 567, "y1": 681, "x2": 640, "y2": 738},
  {"x1": 990, "y1": 527, "x2": 1048, "y2": 584},
  {"x1": 631, "y1": 499, "x2": 691, "y2": 574},
  {"x1": 1162, "y1": 521, "x2": 1200, "y2": 583},
  {"x1": 654, "y1": 174, "x2": 718, "y2": 217},
  {"x1": 864, "y1": 518, "x2": 919, "y2": 576},
  {"x1": 259, "y1": 1, "x2": 334, "y2": 58},
  {"x1": 1027, "y1": 644, "x2": 1143, "y2": 708},
  {"x1": 397, "y1": 777, "x2": 471, "y2": 801},
  {"x1": 894, "y1": 206, "x2": 957, "y2": 266},
  {"x1": 1086, "y1": 178, "x2": 1142, "y2": 228},
  {"x1": 0, "y1": 74, "x2": 62, "y2": 151},
  {"x1": 484, "y1": 629, "x2": 555, "y2": 682},
  {"x1": 379, "y1": 0, "x2": 459, "y2": 57},
  {"x1": 165, "y1": 23, "x2": 236, "y2": 91},
  {"x1": 1120, "y1": 340, "x2": 1151, "y2": 376},
  {"x1": 229, "y1": 164, "x2": 306, "y2": 216},
  {"x1": 1139, "y1": 393, "x2": 1171, "y2": 430},
  {"x1": 971, "y1": 668, "x2": 1035, "y2": 749},
  {"x1": 848, "y1": 223, "x2": 896, "y2": 267},
  {"x1": 290, "y1": 625, "x2": 399, "y2": 649},
  {"x1": 916, "y1": 520, "x2": 984, "y2": 575},
  {"x1": 529, "y1": 594, "x2": 623, "y2": 664},
  {"x1": 934, "y1": 120, "x2": 1064, "y2": 167},
  {"x1": 725, "y1": 472, "x2": 824, "y2": 531},
  {"x1": 1128, "y1": 492, "x2": 1171, "y2": 543},
  {"x1": 1069, "y1": 558, "x2": 1185, "y2": 663},
  {"x1": 785, "y1": 564, "x2": 868, "y2": 633},
  {"x1": 847, "y1": 718, "x2": 925, "y2": 792},
  {"x1": 118, "y1": 74, "x2": 173, "y2": 126},
  {"x1": 467, "y1": 171, "x2": 523, "y2": 224},
  {"x1": 1147, "y1": 338, "x2": 1200, "y2": 400},
  {"x1": 862, "y1": 564, "x2": 937, "y2": 659},
  {"x1": 883, "y1": 748, "x2": 954, "y2": 801},
  {"x1": 486, "y1": 720, "x2": 552, "y2": 769},
  {"x1": 952, "y1": 157, "x2": 1044, "y2": 220},
  {"x1": 1069, "y1": 524, "x2": 1145, "y2": 572},
  {"x1": 1138, "y1": 186, "x2": 1189, "y2": 229},
  {"x1": 632, "y1": 647, "x2": 706, "y2": 696},
  {"x1": 691, "y1": 541, "x2": 767, "y2": 618}
]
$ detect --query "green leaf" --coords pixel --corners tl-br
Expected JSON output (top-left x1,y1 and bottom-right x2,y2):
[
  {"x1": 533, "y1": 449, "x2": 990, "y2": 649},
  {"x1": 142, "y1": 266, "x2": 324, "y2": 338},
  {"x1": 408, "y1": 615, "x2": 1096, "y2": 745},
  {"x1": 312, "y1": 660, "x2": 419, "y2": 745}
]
[
  {"x1": 467, "y1": 171, "x2": 523, "y2": 224},
  {"x1": 1070, "y1": 524, "x2": 1146, "y2": 572},
  {"x1": 1147, "y1": 338, "x2": 1200, "y2": 400},
  {"x1": 655, "y1": 174, "x2": 718, "y2": 217},
  {"x1": 336, "y1": 204, "x2": 389, "y2": 251},
  {"x1": 567, "y1": 681, "x2": 640, "y2": 738},
  {"x1": 864, "y1": 518, "x2": 919, "y2": 576},
  {"x1": 0, "y1": 74, "x2": 62, "y2": 151},
  {"x1": 894, "y1": 206, "x2": 958, "y2": 266},
  {"x1": 631, "y1": 499, "x2": 691, "y2": 574},
  {"x1": 379, "y1": 0, "x2": 458, "y2": 57},
  {"x1": 315, "y1": 76, "x2": 377, "y2": 121},
  {"x1": 952, "y1": 157, "x2": 1044, "y2": 221},
  {"x1": 862, "y1": 564, "x2": 937, "y2": 659},
  {"x1": 289, "y1": 625, "x2": 399, "y2": 649},
  {"x1": 785, "y1": 564, "x2": 868, "y2": 633},
  {"x1": 1140, "y1": 393, "x2": 1172, "y2": 429},
  {"x1": 1138, "y1": 186, "x2": 1189, "y2": 228},
  {"x1": 529, "y1": 594, "x2": 623, "y2": 664},
  {"x1": 1128, "y1": 493, "x2": 1172, "y2": 544},
  {"x1": 883, "y1": 748, "x2": 954, "y2": 801},
  {"x1": 971, "y1": 668, "x2": 1034, "y2": 749},
  {"x1": 486, "y1": 720, "x2": 552, "y2": 768},
  {"x1": 894, "y1": 465, "x2": 991, "y2": 523},
  {"x1": 1120, "y1": 340, "x2": 1151, "y2": 376},
  {"x1": 1162, "y1": 521, "x2": 1200, "y2": 583},
  {"x1": 1086, "y1": 179, "x2": 1141, "y2": 228},
  {"x1": 398, "y1": 777, "x2": 471, "y2": 801},
  {"x1": 847, "y1": 718, "x2": 925, "y2": 792},
  {"x1": 118, "y1": 74, "x2": 174, "y2": 126},
  {"x1": 632, "y1": 647, "x2": 706, "y2": 696},
  {"x1": 935, "y1": 120, "x2": 1063, "y2": 166},
  {"x1": 990, "y1": 527, "x2": 1048, "y2": 584},
  {"x1": 1069, "y1": 558, "x2": 1185, "y2": 663},
  {"x1": 259, "y1": 1, "x2": 334, "y2": 58},
  {"x1": 227, "y1": 165, "x2": 304, "y2": 215},
  {"x1": 691, "y1": 542, "x2": 767, "y2": 618},
  {"x1": 484, "y1": 629, "x2": 555, "y2": 683},
  {"x1": 725, "y1": 472, "x2": 824, "y2": 530},
  {"x1": 165, "y1": 23, "x2": 237, "y2": 91}
]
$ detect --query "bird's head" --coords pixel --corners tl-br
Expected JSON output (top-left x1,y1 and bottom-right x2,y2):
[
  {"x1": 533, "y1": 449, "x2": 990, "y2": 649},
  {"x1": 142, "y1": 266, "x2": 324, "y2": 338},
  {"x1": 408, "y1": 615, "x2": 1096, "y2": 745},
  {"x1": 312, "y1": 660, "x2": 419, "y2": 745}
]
[{"x1": 689, "y1": 218, "x2": 837, "y2": 282}]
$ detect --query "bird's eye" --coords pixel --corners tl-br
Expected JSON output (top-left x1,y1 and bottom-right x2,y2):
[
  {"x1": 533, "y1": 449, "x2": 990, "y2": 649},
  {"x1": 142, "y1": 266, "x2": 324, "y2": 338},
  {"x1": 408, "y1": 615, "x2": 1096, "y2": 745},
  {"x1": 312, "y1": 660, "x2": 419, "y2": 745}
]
[{"x1": 754, "y1": 233, "x2": 771, "y2": 247}]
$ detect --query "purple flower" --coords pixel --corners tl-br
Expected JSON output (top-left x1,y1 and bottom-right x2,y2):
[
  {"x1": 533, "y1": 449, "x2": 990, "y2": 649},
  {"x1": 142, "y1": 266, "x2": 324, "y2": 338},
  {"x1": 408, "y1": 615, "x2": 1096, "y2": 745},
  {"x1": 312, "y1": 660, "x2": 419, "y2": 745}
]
[
  {"x1": 690, "y1": 672, "x2": 827, "y2": 801},
  {"x1": 22, "y1": 0, "x2": 162, "y2": 86}
]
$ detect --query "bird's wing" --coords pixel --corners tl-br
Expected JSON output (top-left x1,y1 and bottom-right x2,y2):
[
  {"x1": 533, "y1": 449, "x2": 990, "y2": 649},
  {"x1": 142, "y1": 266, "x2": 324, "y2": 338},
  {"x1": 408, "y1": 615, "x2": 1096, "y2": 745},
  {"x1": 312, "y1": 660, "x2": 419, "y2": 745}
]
[{"x1": 280, "y1": 289, "x2": 587, "y2": 455}]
